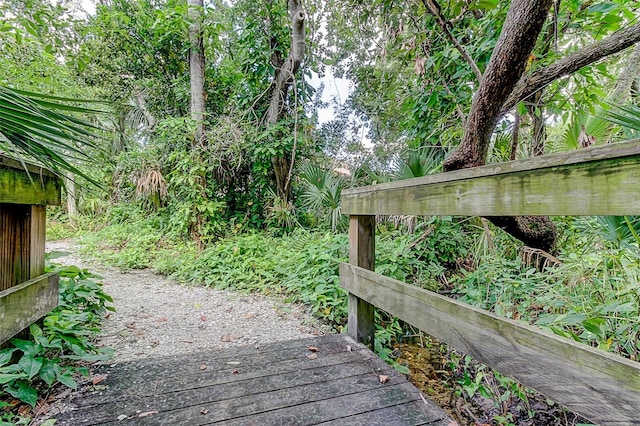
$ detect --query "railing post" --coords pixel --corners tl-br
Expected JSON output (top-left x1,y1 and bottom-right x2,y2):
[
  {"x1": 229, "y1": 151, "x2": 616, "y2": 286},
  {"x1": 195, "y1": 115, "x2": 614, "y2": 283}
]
[{"x1": 348, "y1": 215, "x2": 375, "y2": 348}]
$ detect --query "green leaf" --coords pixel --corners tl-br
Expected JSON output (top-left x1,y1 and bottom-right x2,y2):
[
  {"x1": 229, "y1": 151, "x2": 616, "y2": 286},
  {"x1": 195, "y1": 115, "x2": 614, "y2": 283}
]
[
  {"x1": 10, "y1": 339, "x2": 41, "y2": 357},
  {"x1": 0, "y1": 348, "x2": 17, "y2": 366},
  {"x1": 29, "y1": 323, "x2": 43, "y2": 340},
  {"x1": 18, "y1": 356, "x2": 44, "y2": 380},
  {"x1": 393, "y1": 363, "x2": 411, "y2": 375},
  {"x1": 582, "y1": 318, "x2": 607, "y2": 340},
  {"x1": 0, "y1": 373, "x2": 28, "y2": 384},
  {"x1": 55, "y1": 371, "x2": 78, "y2": 390},
  {"x1": 6, "y1": 380, "x2": 38, "y2": 407},
  {"x1": 39, "y1": 360, "x2": 57, "y2": 386}
]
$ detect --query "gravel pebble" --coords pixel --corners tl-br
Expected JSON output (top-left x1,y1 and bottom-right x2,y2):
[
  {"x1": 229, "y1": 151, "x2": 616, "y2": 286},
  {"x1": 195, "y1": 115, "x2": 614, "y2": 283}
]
[{"x1": 46, "y1": 240, "x2": 329, "y2": 362}]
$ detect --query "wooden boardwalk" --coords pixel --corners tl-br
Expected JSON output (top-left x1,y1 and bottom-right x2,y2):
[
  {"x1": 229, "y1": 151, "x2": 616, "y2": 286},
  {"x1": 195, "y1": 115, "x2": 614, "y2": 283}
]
[{"x1": 53, "y1": 334, "x2": 452, "y2": 425}]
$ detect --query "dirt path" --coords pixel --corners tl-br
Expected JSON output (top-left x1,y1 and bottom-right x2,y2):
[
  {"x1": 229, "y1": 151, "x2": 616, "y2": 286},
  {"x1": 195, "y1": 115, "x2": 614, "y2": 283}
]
[{"x1": 46, "y1": 240, "x2": 328, "y2": 362}]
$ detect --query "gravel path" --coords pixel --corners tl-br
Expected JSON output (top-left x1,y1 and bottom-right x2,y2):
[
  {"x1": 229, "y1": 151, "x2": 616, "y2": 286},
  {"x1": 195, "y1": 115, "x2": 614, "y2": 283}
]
[{"x1": 46, "y1": 240, "x2": 329, "y2": 362}]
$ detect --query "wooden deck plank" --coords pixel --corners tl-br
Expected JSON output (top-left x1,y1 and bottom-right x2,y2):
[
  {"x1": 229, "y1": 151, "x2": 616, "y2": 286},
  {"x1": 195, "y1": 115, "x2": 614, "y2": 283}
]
[
  {"x1": 94, "y1": 333, "x2": 353, "y2": 381},
  {"x1": 75, "y1": 349, "x2": 372, "y2": 406},
  {"x1": 100, "y1": 370, "x2": 406, "y2": 425},
  {"x1": 212, "y1": 383, "x2": 444, "y2": 426},
  {"x1": 315, "y1": 401, "x2": 453, "y2": 426},
  {"x1": 53, "y1": 335, "x2": 451, "y2": 426}
]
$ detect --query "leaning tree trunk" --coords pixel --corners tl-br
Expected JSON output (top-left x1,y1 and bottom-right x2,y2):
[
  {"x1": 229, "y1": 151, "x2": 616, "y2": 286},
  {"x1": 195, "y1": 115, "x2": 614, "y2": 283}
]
[
  {"x1": 442, "y1": 0, "x2": 558, "y2": 253},
  {"x1": 265, "y1": 0, "x2": 305, "y2": 202}
]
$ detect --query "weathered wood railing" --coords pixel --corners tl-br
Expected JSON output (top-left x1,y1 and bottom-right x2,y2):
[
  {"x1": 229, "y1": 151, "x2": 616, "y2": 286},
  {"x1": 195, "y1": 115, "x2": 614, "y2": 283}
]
[
  {"x1": 340, "y1": 140, "x2": 640, "y2": 426},
  {"x1": 1, "y1": 155, "x2": 61, "y2": 344}
]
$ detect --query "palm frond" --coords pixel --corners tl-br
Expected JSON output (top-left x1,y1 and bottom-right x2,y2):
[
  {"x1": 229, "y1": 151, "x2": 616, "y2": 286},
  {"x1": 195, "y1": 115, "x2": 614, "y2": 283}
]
[
  {"x1": 0, "y1": 85, "x2": 106, "y2": 186},
  {"x1": 601, "y1": 104, "x2": 640, "y2": 132}
]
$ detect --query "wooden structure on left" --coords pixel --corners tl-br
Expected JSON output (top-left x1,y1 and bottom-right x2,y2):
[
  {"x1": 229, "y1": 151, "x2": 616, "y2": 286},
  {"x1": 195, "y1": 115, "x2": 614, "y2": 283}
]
[{"x1": 0, "y1": 154, "x2": 61, "y2": 344}]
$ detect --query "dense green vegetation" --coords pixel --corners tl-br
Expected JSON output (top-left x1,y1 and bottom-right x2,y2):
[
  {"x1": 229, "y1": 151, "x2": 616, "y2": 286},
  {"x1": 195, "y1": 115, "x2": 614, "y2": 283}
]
[
  {"x1": 0, "y1": 263, "x2": 113, "y2": 425},
  {"x1": 2, "y1": 0, "x2": 640, "y2": 424}
]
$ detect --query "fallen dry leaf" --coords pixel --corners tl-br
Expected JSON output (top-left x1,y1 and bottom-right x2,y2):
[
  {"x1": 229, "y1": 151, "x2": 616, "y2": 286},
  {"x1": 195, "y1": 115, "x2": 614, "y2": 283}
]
[
  {"x1": 306, "y1": 353, "x2": 318, "y2": 360},
  {"x1": 199, "y1": 364, "x2": 207, "y2": 371},
  {"x1": 18, "y1": 404, "x2": 30, "y2": 417},
  {"x1": 92, "y1": 374, "x2": 107, "y2": 385},
  {"x1": 231, "y1": 369, "x2": 239, "y2": 374},
  {"x1": 243, "y1": 313, "x2": 255, "y2": 319},
  {"x1": 306, "y1": 346, "x2": 318, "y2": 352},
  {"x1": 200, "y1": 315, "x2": 207, "y2": 321},
  {"x1": 117, "y1": 414, "x2": 128, "y2": 421},
  {"x1": 182, "y1": 339, "x2": 194, "y2": 344},
  {"x1": 156, "y1": 317, "x2": 168, "y2": 323},
  {"x1": 200, "y1": 408, "x2": 209, "y2": 415},
  {"x1": 138, "y1": 411, "x2": 159, "y2": 418},
  {"x1": 379, "y1": 374, "x2": 389, "y2": 384}
]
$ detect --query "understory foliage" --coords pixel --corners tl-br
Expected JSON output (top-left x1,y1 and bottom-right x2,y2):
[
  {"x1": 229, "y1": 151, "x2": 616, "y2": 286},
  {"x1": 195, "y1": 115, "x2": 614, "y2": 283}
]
[{"x1": 0, "y1": 263, "x2": 113, "y2": 424}]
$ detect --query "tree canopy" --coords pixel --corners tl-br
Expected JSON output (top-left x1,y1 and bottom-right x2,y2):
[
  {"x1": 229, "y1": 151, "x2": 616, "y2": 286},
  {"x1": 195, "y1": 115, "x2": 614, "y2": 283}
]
[{"x1": 1, "y1": 0, "x2": 638, "y2": 242}]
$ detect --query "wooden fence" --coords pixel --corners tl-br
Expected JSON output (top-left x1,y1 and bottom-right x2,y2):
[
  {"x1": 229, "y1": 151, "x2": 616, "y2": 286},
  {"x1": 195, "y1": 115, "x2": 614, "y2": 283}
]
[
  {"x1": 0, "y1": 155, "x2": 61, "y2": 344},
  {"x1": 340, "y1": 140, "x2": 640, "y2": 426}
]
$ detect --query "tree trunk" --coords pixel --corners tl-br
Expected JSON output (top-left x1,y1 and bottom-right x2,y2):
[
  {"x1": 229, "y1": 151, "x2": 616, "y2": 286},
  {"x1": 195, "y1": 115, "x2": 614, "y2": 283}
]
[
  {"x1": 188, "y1": 0, "x2": 207, "y2": 249},
  {"x1": 525, "y1": 91, "x2": 546, "y2": 156},
  {"x1": 509, "y1": 111, "x2": 520, "y2": 161},
  {"x1": 265, "y1": 0, "x2": 305, "y2": 202},
  {"x1": 188, "y1": 0, "x2": 206, "y2": 145},
  {"x1": 611, "y1": 44, "x2": 640, "y2": 104},
  {"x1": 442, "y1": 0, "x2": 557, "y2": 252},
  {"x1": 65, "y1": 174, "x2": 77, "y2": 226}
]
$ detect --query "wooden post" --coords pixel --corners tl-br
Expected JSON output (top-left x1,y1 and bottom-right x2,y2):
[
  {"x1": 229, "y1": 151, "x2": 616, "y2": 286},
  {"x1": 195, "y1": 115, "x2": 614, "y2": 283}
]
[
  {"x1": 348, "y1": 215, "x2": 375, "y2": 347},
  {"x1": 1, "y1": 155, "x2": 61, "y2": 344}
]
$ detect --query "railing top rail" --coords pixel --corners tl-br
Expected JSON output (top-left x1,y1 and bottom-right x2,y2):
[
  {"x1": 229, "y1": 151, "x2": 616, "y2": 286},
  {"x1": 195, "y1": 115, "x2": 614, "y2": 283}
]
[
  {"x1": 0, "y1": 154, "x2": 58, "y2": 179},
  {"x1": 342, "y1": 139, "x2": 640, "y2": 197},
  {"x1": 341, "y1": 139, "x2": 640, "y2": 217}
]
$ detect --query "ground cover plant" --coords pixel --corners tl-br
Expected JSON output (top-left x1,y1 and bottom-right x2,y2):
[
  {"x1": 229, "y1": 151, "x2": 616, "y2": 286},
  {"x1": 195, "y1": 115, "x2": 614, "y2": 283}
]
[{"x1": 0, "y1": 261, "x2": 114, "y2": 425}]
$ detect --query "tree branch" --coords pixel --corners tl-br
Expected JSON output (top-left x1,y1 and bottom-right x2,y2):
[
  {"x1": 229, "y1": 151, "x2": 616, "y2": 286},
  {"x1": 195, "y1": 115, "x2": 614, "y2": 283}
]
[
  {"x1": 502, "y1": 22, "x2": 640, "y2": 113},
  {"x1": 421, "y1": 0, "x2": 483, "y2": 82}
]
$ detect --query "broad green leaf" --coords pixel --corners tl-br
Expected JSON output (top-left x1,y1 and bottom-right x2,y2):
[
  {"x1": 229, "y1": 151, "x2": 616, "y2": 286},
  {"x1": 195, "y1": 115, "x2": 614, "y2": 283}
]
[
  {"x1": 0, "y1": 373, "x2": 27, "y2": 384},
  {"x1": 39, "y1": 360, "x2": 57, "y2": 386},
  {"x1": 55, "y1": 372, "x2": 78, "y2": 390},
  {"x1": 0, "y1": 348, "x2": 17, "y2": 366},
  {"x1": 582, "y1": 318, "x2": 607, "y2": 340},
  {"x1": 6, "y1": 380, "x2": 38, "y2": 407},
  {"x1": 18, "y1": 355, "x2": 44, "y2": 379},
  {"x1": 29, "y1": 323, "x2": 43, "y2": 340}
]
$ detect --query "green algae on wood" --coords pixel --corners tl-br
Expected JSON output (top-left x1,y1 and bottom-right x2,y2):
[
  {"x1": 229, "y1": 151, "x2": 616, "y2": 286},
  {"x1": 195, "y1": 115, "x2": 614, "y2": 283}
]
[{"x1": 0, "y1": 155, "x2": 61, "y2": 205}]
